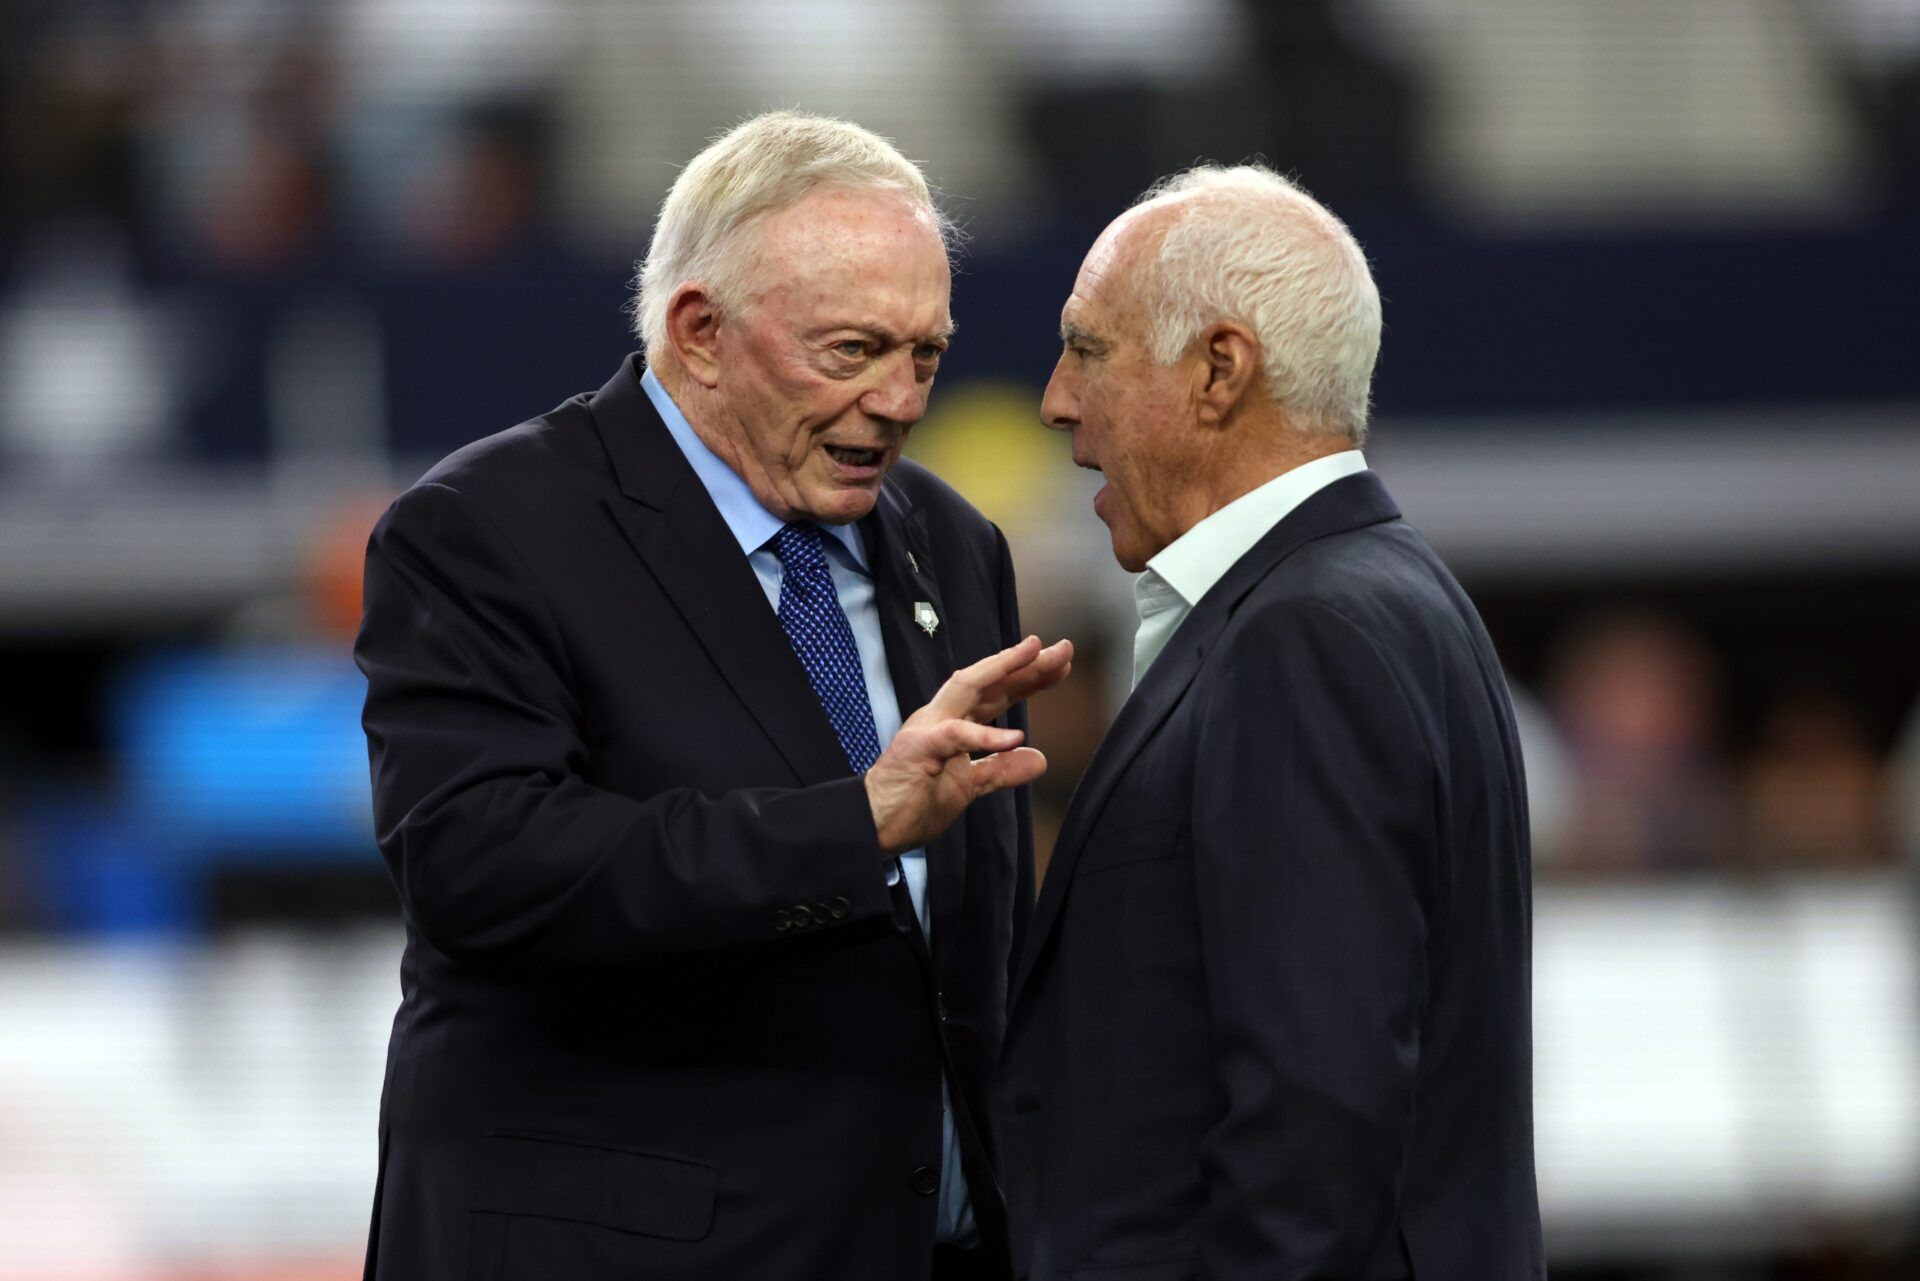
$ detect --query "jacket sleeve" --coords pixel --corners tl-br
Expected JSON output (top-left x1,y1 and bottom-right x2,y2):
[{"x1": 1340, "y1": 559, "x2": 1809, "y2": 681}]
[
  {"x1": 354, "y1": 479, "x2": 894, "y2": 970},
  {"x1": 1189, "y1": 600, "x2": 1435, "y2": 1279}
]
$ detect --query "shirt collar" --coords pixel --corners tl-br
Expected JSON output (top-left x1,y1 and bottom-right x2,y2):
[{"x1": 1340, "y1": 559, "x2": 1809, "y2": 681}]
[
  {"x1": 641, "y1": 364, "x2": 867, "y2": 570},
  {"x1": 1146, "y1": 450, "x2": 1369, "y2": 608}
]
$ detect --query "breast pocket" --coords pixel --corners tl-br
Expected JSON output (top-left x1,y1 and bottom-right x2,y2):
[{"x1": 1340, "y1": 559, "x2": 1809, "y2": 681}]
[
  {"x1": 471, "y1": 1131, "x2": 717, "y2": 1241},
  {"x1": 1075, "y1": 815, "x2": 1186, "y2": 878}
]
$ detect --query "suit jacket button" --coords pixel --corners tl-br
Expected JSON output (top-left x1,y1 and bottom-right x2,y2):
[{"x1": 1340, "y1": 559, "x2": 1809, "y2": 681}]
[
  {"x1": 828, "y1": 896, "x2": 850, "y2": 920},
  {"x1": 774, "y1": 910, "x2": 792, "y2": 932},
  {"x1": 814, "y1": 901, "x2": 834, "y2": 925},
  {"x1": 791, "y1": 904, "x2": 813, "y2": 928},
  {"x1": 910, "y1": 1165, "x2": 940, "y2": 1197}
]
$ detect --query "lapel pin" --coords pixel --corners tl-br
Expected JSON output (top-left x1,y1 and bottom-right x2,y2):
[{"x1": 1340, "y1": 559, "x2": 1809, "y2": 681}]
[
  {"x1": 906, "y1": 550, "x2": 921, "y2": 575},
  {"x1": 913, "y1": 600, "x2": 940, "y2": 636}
]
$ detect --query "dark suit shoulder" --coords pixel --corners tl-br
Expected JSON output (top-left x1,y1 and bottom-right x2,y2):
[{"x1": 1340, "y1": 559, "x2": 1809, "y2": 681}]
[
  {"x1": 886, "y1": 456, "x2": 1003, "y2": 549},
  {"x1": 1250, "y1": 518, "x2": 1458, "y2": 626},
  {"x1": 413, "y1": 392, "x2": 612, "y2": 513}
]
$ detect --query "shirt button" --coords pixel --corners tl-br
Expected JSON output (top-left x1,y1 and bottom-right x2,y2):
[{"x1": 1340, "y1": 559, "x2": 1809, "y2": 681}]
[{"x1": 909, "y1": 1165, "x2": 940, "y2": 1197}]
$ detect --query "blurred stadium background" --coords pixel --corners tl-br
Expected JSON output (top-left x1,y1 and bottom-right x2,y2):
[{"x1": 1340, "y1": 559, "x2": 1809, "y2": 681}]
[{"x1": 3, "y1": 0, "x2": 1919, "y2": 1277}]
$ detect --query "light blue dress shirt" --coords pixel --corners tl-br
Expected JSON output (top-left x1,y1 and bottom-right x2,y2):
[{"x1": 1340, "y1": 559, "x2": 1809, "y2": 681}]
[{"x1": 641, "y1": 366, "x2": 975, "y2": 1244}]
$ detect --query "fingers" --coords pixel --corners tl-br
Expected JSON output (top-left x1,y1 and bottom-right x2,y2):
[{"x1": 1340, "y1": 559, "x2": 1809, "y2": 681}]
[
  {"x1": 969, "y1": 746, "x2": 1048, "y2": 795},
  {"x1": 964, "y1": 638, "x2": 1073, "y2": 724},
  {"x1": 993, "y1": 639, "x2": 1074, "y2": 707},
  {"x1": 924, "y1": 635, "x2": 1043, "y2": 721},
  {"x1": 916, "y1": 719, "x2": 1026, "y2": 761},
  {"x1": 923, "y1": 636, "x2": 1074, "y2": 724}
]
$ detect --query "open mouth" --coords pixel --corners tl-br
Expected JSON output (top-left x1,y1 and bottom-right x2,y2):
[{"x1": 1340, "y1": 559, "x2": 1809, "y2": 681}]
[{"x1": 825, "y1": 444, "x2": 886, "y2": 468}]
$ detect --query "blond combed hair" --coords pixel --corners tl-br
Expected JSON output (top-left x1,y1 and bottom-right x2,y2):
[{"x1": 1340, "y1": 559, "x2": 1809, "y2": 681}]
[
  {"x1": 1133, "y1": 165, "x2": 1382, "y2": 444},
  {"x1": 633, "y1": 111, "x2": 953, "y2": 359}
]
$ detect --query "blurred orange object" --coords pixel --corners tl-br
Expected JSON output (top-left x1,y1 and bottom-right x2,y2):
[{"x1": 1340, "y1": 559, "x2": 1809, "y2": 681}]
[{"x1": 305, "y1": 491, "x2": 399, "y2": 641}]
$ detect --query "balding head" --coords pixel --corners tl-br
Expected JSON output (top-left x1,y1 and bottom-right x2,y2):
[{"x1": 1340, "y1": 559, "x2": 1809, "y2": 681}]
[
  {"x1": 1042, "y1": 165, "x2": 1381, "y2": 571},
  {"x1": 1124, "y1": 165, "x2": 1381, "y2": 444}
]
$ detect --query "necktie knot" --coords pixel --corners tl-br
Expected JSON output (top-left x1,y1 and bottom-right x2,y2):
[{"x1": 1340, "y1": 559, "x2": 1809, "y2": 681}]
[{"x1": 771, "y1": 521, "x2": 829, "y2": 574}]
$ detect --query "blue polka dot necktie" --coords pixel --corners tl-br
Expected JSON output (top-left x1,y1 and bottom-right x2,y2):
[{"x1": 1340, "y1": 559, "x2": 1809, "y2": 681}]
[{"x1": 771, "y1": 522, "x2": 883, "y2": 775}]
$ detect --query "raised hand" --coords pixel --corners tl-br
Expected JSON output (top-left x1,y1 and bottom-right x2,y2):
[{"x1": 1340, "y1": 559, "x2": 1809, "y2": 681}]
[{"x1": 864, "y1": 635, "x2": 1074, "y2": 855}]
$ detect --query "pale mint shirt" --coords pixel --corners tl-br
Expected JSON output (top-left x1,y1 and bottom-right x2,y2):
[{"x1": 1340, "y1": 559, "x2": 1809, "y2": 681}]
[
  {"x1": 641, "y1": 367, "x2": 975, "y2": 1244},
  {"x1": 1132, "y1": 450, "x2": 1371, "y2": 686}
]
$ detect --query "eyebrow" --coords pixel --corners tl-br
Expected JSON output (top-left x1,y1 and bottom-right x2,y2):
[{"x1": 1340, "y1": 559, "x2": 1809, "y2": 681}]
[
  {"x1": 830, "y1": 322, "x2": 957, "y2": 347},
  {"x1": 1060, "y1": 321, "x2": 1108, "y2": 354}
]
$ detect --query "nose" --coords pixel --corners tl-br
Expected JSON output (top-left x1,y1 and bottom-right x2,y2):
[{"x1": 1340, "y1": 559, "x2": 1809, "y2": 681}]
[
  {"x1": 1040, "y1": 353, "x2": 1078, "y2": 433},
  {"x1": 861, "y1": 349, "x2": 930, "y2": 429}
]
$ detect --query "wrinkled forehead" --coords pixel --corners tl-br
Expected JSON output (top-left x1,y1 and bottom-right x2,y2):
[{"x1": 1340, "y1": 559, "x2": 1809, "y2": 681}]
[
  {"x1": 1066, "y1": 202, "x2": 1166, "y2": 328},
  {"x1": 744, "y1": 187, "x2": 951, "y2": 318}
]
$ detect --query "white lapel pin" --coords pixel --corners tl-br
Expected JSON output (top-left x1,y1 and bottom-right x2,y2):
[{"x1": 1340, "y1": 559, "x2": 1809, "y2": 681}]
[{"x1": 913, "y1": 600, "x2": 939, "y2": 636}]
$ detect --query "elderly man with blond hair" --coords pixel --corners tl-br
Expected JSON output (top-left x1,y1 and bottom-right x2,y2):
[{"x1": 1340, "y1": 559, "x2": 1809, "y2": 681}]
[
  {"x1": 996, "y1": 167, "x2": 1544, "y2": 1281},
  {"x1": 356, "y1": 112, "x2": 1069, "y2": 1281}
]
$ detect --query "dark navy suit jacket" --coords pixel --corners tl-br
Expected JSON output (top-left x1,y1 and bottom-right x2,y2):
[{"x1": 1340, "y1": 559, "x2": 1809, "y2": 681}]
[
  {"x1": 997, "y1": 472, "x2": 1544, "y2": 1281},
  {"x1": 356, "y1": 355, "x2": 1031, "y2": 1280}
]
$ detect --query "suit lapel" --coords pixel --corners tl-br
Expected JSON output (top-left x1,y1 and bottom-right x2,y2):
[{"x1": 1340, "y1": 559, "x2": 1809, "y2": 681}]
[
  {"x1": 589, "y1": 356, "x2": 851, "y2": 788},
  {"x1": 1006, "y1": 608, "x2": 1220, "y2": 1013},
  {"x1": 1008, "y1": 470, "x2": 1405, "y2": 1015},
  {"x1": 863, "y1": 483, "x2": 965, "y2": 968}
]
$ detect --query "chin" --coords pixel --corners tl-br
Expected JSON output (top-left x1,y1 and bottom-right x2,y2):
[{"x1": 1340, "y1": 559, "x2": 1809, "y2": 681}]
[
  {"x1": 1099, "y1": 514, "x2": 1150, "y2": 573},
  {"x1": 803, "y1": 486, "x2": 883, "y2": 526}
]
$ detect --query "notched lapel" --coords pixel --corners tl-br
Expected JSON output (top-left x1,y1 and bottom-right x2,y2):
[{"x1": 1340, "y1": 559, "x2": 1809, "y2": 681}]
[
  {"x1": 1008, "y1": 469, "x2": 1406, "y2": 1015},
  {"x1": 866, "y1": 492, "x2": 953, "y2": 716},
  {"x1": 589, "y1": 356, "x2": 852, "y2": 788},
  {"x1": 1008, "y1": 610, "x2": 1219, "y2": 1013},
  {"x1": 865, "y1": 485, "x2": 966, "y2": 967}
]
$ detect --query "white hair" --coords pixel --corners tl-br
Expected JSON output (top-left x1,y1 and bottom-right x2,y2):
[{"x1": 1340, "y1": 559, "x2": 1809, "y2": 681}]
[
  {"x1": 633, "y1": 111, "x2": 953, "y2": 359},
  {"x1": 1132, "y1": 165, "x2": 1382, "y2": 444}
]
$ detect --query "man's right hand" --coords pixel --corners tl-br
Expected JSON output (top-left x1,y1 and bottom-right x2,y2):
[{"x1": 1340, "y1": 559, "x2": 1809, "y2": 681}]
[{"x1": 865, "y1": 635, "x2": 1073, "y2": 856}]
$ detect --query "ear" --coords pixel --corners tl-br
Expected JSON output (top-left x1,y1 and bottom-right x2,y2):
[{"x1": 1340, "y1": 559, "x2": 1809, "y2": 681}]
[
  {"x1": 665, "y1": 283, "x2": 725, "y2": 389},
  {"x1": 1192, "y1": 321, "x2": 1261, "y2": 427}
]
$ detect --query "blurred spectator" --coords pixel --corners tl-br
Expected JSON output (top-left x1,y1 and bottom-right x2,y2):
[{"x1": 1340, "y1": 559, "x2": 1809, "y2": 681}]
[
  {"x1": 1818, "y1": 0, "x2": 1920, "y2": 207},
  {"x1": 1366, "y1": 0, "x2": 1866, "y2": 223},
  {"x1": 0, "y1": 226, "x2": 183, "y2": 476},
  {"x1": 988, "y1": 0, "x2": 1246, "y2": 216},
  {"x1": 333, "y1": 0, "x2": 566, "y2": 246},
  {"x1": 0, "y1": 9, "x2": 147, "y2": 244},
  {"x1": 400, "y1": 102, "x2": 549, "y2": 266},
  {"x1": 1507, "y1": 681, "x2": 1576, "y2": 869},
  {"x1": 193, "y1": 127, "x2": 330, "y2": 274},
  {"x1": 1737, "y1": 690, "x2": 1896, "y2": 870},
  {"x1": 140, "y1": 9, "x2": 336, "y2": 265},
  {"x1": 1239, "y1": 0, "x2": 1421, "y2": 207},
  {"x1": 557, "y1": 0, "x2": 1020, "y2": 245},
  {"x1": 1547, "y1": 610, "x2": 1734, "y2": 874}
]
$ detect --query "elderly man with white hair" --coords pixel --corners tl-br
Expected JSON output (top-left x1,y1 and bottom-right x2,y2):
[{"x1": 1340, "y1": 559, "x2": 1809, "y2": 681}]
[
  {"x1": 996, "y1": 167, "x2": 1544, "y2": 1281},
  {"x1": 356, "y1": 112, "x2": 1070, "y2": 1281}
]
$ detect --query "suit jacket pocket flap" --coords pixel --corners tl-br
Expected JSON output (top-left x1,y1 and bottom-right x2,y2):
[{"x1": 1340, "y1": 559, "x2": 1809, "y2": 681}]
[
  {"x1": 475, "y1": 1132, "x2": 717, "y2": 1241},
  {"x1": 1076, "y1": 815, "x2": 1185, "y2": 878}
]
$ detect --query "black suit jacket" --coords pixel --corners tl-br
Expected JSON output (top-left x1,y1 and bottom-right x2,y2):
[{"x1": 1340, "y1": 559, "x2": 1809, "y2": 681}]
[
  {"x1": 997, "y1": 472, "x2": 1544, "y2": 1281},
  {"x1": 355, "y1": 355, "x2": 1033, "y2": 1280}
]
